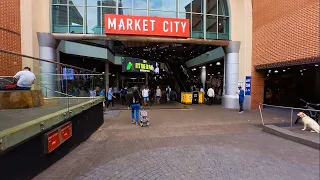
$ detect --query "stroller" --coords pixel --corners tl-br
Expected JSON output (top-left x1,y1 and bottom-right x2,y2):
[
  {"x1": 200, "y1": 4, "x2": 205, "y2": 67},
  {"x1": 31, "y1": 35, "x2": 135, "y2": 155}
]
[{"x1": 139, "y1": 109, "x2": 149, "y2": 127}]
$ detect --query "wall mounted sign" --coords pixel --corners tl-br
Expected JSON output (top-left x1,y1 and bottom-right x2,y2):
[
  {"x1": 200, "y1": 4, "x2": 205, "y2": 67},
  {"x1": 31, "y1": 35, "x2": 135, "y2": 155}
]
[
  {"x1": 44, "y1": 122, "x2": 72, "y2": 154},
  {"x1": 122, "y1": 57, "x2": 162, "y2": 74},
  {"x1": 104, "y1": 14, "x2": 190, "y2": 38},
  {"x1": 245, "y1": 76, "x2": 251, "y2": 96}
]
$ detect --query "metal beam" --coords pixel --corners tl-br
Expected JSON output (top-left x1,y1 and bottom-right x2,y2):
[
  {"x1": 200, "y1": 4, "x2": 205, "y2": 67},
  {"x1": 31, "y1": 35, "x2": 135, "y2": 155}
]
[{"x1": 52, "y1": 33, "x2": 230, "y2": 46}]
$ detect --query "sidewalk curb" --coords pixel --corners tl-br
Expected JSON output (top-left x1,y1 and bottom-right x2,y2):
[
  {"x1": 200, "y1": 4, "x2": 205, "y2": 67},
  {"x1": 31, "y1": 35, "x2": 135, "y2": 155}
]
[{"x1": 263, "y1": 125, "x2": 319, "y2": 150}]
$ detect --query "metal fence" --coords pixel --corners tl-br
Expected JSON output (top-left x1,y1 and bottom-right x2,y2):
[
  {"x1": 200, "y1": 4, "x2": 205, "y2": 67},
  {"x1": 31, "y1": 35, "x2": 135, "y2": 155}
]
[{"x1": 259, "y1": 103, "x2": 320, "y2": 128}]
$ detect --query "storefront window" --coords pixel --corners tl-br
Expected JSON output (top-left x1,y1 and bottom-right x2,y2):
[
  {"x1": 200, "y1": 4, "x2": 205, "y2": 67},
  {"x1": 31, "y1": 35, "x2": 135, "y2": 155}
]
[
  {"x1": 53, "y1": 0, "x2": 67, "y2": 4},
  {"x1": 206, "y1": 15, "x2": 217, "y2": 39},
  {"x1": 217, "y1": 16, "x2": 229, "y2": 40},
  {"x1": 86, "y1": 0, "x2": 101, "y2": 6},
  {"x1": 218, "y1": 0, "x2": 229, "y2": 16},
  {"x1": 163, "y1": 0, "x2": 176, "y2": 11},
  {"x1": 86, "y1": 7, "x2": 99, "y2": 34},
  {"x1": 192, "y1": 14, "x2": 203, "y2": 38},
  {"x1": 69, "y1": 0, "x2": 83, "y2": 6},
  {"x1": 206, "y1": 0, "x2": 217, "y2": 15},
  {"x1": 192, "y1": 0, "x2": 203, "y2": 13}
]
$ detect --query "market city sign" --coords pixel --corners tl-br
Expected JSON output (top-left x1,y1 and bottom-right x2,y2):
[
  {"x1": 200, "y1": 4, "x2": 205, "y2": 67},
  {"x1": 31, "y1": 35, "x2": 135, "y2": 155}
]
[{"x1": 104, "y1": 14, "x2": 190, "y2": 38}]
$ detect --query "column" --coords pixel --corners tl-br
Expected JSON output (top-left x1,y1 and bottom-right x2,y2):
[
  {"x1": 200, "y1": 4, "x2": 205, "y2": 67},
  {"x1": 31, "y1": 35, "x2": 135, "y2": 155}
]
[
  {"x1": 37, "y1": 32, "x2": 60, "y2": 97},
  {"x1": 145, "y1": 73, "x2": 148, "y2": 86},
  {"x1": 222, "y1": 41, "x2": 241, "y2": 109},
  {"x1": 200, "y1": 66, "x2": 206, "y2": 89},
  {"x1": 105, "y1": 63, "x2": 109, "y2": 91}
]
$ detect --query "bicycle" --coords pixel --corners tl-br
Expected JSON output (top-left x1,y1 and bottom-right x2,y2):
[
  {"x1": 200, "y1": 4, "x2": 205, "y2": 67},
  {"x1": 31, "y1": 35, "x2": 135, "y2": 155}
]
[{"x1": 294, "y1": 99, "x2": 320, "y2": 124}]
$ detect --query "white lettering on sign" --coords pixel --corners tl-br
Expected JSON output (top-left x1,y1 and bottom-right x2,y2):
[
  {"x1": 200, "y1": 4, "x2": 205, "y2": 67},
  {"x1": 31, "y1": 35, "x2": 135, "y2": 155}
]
[
  {"x1": 108, "y1": 17, "x2": 116, "y2": 30},
  {"x1": 127, "y1": 19, "x2": 133, "y2": 30},
  {"x1": 163, "y1": 21, "x2": 169, "y2": 32},
  {"x1": 143, "y1": 19, "x2": 148, "y2": 31},
  {"x1": 135, "y1": 19, "x2": 141, "y2": 30},
  {"x1": 181, "y1": 22, "x2": 187, "y2": 33},
  {"x1": 150, "y1": 20, "x2": 155, "y2": 31},
  {"x1": 118, "y1": 18, "x2": 125, "y2": 30},
  {"x1": 174, "y1": 21, "x2": 179, "y2": 32}
]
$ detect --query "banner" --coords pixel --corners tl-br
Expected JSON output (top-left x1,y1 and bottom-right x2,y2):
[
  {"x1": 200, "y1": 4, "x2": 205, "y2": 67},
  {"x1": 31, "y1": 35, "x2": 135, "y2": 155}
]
[
  {"x1": 245, "y1": 76, "x2": 251, "y2": 96},
  {"x1": 122, "y1": 57, "x2": 160, "y2": 74}
]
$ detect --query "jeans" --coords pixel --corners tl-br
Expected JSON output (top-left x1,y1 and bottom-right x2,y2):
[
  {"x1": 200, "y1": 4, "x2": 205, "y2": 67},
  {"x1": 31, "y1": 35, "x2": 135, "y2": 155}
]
[
  {"x1": 106, "y1": 99, "x2": 114, "y2": 108},
  {"x1": 16, "y1": 86, "x2": 31, "y2": 90},
  {"x1": 239, "y1": 100, "x2": 244, "y2": 112},
  {"x1": 131, "y1": 103, "x2": 140, "y2": 122}
]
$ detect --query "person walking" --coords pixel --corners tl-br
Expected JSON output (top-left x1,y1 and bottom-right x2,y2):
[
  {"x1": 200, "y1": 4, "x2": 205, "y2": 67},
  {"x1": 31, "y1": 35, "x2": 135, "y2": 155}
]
[
  {"x1": 207, "y1": 87, "x2": 215, "y2": 106},
  {"x1": 142, "y1": 86, "x2": 150, "y2": 106},
  {"x1": 236, "y1": 86, "x2": 245, "y2": 113},
  {"x1": 128, "y1": 87, "x2": 142, "y2": 125},
  {"x1": 156, "y1": 86, "x2": 162, "y2": 104},
  {"x1": 106, "y1": 87, "x2": 116, "y2": 109},
  {"x1": 120, "y1": 87, "x2": 127, "y2": 105}
]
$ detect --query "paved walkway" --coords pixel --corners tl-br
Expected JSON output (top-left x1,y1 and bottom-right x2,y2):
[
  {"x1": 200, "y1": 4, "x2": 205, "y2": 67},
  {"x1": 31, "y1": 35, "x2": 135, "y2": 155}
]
[{"x1": 34, "y1": 105, "x2": 320, "y2": 180}]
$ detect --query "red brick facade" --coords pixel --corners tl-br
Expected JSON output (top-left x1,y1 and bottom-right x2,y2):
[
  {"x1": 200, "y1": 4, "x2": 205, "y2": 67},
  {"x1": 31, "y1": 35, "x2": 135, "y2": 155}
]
[
  {"x1": 251, "y1": 0, "x2": 320, "y2": 109},
  {"x1": 0, "y1": 0, "x2": 21, "y2": 76}
]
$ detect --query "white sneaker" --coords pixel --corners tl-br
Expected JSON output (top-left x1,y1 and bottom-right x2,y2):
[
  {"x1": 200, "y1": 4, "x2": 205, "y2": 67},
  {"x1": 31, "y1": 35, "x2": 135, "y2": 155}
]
[{"x1": 239, "y1": 111, "x2": 244, "y2": 113}]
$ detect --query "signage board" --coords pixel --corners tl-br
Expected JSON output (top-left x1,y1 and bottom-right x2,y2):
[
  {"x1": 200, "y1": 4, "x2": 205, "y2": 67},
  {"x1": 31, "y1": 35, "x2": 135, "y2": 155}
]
[
  {"x1": 44, "y1": 122, "x2": 72, "y2": 154},
  {"x1": 122, "y1": 57, "x2": 161, "y2": 74},
  {"x1": 104, "y1": 14, "x2": 190, "y2": 38},
  {"x1": 245, "y1": 76, "x2": 251, "y2": 96}
]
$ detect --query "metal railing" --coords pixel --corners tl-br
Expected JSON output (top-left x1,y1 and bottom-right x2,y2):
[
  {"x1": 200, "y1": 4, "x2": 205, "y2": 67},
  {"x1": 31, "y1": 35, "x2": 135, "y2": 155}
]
[{"x1": 259, "y1": 103, "x2": 320, "y2": 128}]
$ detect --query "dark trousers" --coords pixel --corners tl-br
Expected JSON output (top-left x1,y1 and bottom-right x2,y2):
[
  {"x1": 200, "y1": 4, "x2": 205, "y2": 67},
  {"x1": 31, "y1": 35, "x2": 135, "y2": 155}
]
[
  {"x1": 120, "y1": 96, "x2": 126, "y2": 105},
  {"x1": 239, "y1": 100, "x2": 244, "y2": 112},
  {"x1": 208, "y1": 97, "x2": 214, "y2": 105},
  {"x1": 16, "y1": 86, "x2": 31, "y2": 90},
  {"x1": 106, "y1": 99, "x2": 114, "y2": 108}
]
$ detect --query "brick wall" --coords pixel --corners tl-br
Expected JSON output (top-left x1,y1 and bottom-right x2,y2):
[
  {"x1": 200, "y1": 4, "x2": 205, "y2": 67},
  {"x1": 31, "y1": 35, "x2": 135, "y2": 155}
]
[
  {"x1": 0, "y1": 0, "x2": 21, "y2": 76},
  {"x1": 251, "y1": 0, "x2": 320, "y2": 109}
]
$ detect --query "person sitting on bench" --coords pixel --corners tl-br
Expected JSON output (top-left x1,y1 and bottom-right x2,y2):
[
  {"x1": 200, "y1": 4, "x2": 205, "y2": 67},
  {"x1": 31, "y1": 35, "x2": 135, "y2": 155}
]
[{"x1": 13, "y1": 67, "x2": 35, "y2": 90}]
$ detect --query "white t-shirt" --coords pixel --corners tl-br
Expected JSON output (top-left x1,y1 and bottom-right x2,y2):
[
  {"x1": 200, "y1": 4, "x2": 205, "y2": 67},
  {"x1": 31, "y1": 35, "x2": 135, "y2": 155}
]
[
  {"x1": 14, "y1": 70, "x2": 35, "y2": 87},
  {"x1": 207, "y1": 88, "x2": 215, "y2": 97},
  {"x1": 142, "y1": 89, "x2": 149, "y2": 98},
  {"x1": 156, "y1": 89, "x2": 161, "y2": 96}
]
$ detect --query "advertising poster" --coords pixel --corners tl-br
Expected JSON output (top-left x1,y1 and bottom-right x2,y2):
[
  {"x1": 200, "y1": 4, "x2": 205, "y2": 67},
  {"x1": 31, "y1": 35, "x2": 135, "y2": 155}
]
[
  {"x1": 121, "y1": 57, "x2": 160, "y2": 74},
  {"x1": 245, "y1": 76, "x2": 251, "y2": 96}
]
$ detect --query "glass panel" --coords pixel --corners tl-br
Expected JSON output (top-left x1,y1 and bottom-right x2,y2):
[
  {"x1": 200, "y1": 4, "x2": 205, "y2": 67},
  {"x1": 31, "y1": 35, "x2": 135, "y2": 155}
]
[
  {"x1": 192, "y1": 0, "x2": 203, "y2": 13},
  {"x1": 102, "y1": 7, "x2": 117, "y2": 34},
  {"x1": 86, "y1": 0, "x2": 101, "y2": 6},
  {"x1": 149, "y1": 10, "x2": 163, "y2": 17},
  {"x1": 133, "y1": 9, "x2": 147, "y2": 16},
  {"x1": 53, "y1": 0, "x2": 67, "y2": 4},
  {"x1": 178, "y1": 12, "x2": 191, "y2": 19},
  {"x1": 101, "y1": 0, "x2": 116, "y2": 6},
  {"x1": 150, "y1": 0, "x2": 162, "y2": 10},
  {"x1": 163, "y1": 0, "x2": 176, "y2": 11},
  {"x1": 218, "y1": 16, "x2": 229, "y2": 39},
  {"x1": 218, "y1": 0, "x2": 229, "y2": 16},
  {"x1": 52, "y1": 5, "x2": 68, "y2": 33},
  {"x1": 133, "y1": 0, "x2": 147, "y2": 9},
  {"x1": 206, "y1": 15, "x2": 217, "y2": 39},
  {"x1": 192, "y1": 14, "x2": 203, "y2": 39},
  {"x1": 178, "y1": 0, "x2": 191, "y2": 12},
  {"x1": 69, "y1": 0, "x2": 83, "y2": 6},
  {"x1": 206, "y1": 0, "x2": 217, "y2": 15},
  {"x1": 86, "y1": 7, "x2": 100, "y2": 34},
  {"x1": 162, "y1": 11, "x2": 177, "y2": 18},
  {"x1": 119, "y1": 0, "x2": 132, "y2": 8},
  {"x1": 69, "y1": 6, "x2": 84, "y2": 33},
  {"x1": 119, "y1": 8, "x2": 132, "y2": 15}
]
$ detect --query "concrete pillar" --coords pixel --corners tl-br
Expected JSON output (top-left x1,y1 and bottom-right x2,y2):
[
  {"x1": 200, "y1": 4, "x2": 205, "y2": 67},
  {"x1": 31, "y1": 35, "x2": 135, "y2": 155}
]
[
  {"x1": 145, "y1": 73, "x2": 148, "y2": 86},
  {"x1": 105, "y1": 63, "x2": 109, "y2": 91},
  {"x1": 222, "y1": 41, "x2": 241, "y2": 109},
  {"x1": 201, "y1": 66, "x2": 206, "y2": 89},
  {"x1": 37, "y1": 32, "x2": 60, "y2": 97}
]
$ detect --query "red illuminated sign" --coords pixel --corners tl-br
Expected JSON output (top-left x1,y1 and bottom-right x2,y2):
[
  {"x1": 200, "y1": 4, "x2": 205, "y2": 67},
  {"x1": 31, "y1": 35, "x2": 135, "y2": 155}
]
[
  {"x1": 47, "y1": 129, "x2": 61, "y2": 153},
  {"x1": 104, "y1": 14, "x2": 190, "y2": 38},
  {"x1": 44, "y1": 122, "x2": 72, "y2": 154}
]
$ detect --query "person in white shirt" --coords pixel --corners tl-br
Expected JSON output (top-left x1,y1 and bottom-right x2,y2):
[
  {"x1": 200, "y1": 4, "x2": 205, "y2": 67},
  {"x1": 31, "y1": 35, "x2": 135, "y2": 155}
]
[
  {"x1": 142, "y1": 86, "x2": 150, "y2": 106},
  {"x1": 155, "y1": 86, "x2": 162, "y2": 104},
  {"x1": 14, "y1": 67, "x2": 36, "y2": 90},
  {"x1": 166, "y1": 86, "x2": 171, "y2": 102},
  {"x1": 207, "y1": 87, "x2": 215, "y2": 106}
]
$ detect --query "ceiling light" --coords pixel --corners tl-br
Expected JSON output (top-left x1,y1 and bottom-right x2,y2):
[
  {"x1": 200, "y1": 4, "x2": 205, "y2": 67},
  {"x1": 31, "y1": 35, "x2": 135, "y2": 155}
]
[
  {"x1": 216, "y1": 62, "x2": 221, "y2": 65},
  {"x1": 301, "y1": 73, "x2": 303, "y2": 76},
  {"x1": 173, "y1": 50, "x2": 175, "y2": 51},
  {"x1": 274, "y1": 70, "x2": 278, "y2": 73},
  {"x1": 287, "y1": 68, "x2": 290, "y2": 70},
  {"x1": 315, "y1": 64, "x2": 319, "y2": 67},
  {"x1": 300, "y1": 70, "x2": 303, "y2": 72},
  {"x1": 267, "y1": 74, "x2": 269, "y2": 76},
  {"x1": 210, "y1": 64, "x2": 212, "y2": 66},
  {"x1": 207, "y1": 74, "x2": 210, "y2": 75},
  {"x1": 283, "y1": 70, "x2": 286, "y2": 72},
  {"x1": 303, "y1": 69, "x2": 306, "y2": 71},
  {"x1": 194, "y1": 76, "x2": 196, "y2": 77},
  {"x1": 268, "y1": 70, "x2": 271, "y2": 73},
  {"x1": 202, "y1": 66, "x2": 206, "y2": 68},
  {"x1": 217, "y1": 72, "x2": 220, "y2": 74}
]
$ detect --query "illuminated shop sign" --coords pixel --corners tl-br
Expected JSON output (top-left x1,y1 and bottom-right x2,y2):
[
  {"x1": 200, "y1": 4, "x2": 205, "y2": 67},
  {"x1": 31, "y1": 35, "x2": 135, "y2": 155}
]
[
  {"x1": 122, "y1": 57, "x2": 161, "y2": 74},
  {"x1": 104, "y1": 14, "x2": 190, "y2": 38}
]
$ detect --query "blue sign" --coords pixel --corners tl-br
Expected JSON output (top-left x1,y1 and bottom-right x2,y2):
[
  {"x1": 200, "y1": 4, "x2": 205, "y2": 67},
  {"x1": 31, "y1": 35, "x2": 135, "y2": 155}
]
[{"x1": 245, "y1": 76, "x2": 251, "y2": 96}]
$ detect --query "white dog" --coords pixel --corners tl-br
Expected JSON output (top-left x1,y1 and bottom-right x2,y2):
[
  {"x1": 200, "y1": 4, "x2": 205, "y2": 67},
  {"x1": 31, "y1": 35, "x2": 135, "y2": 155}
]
[{"x1": 297, "y1": 112, "x2": 320, "y2": 133}]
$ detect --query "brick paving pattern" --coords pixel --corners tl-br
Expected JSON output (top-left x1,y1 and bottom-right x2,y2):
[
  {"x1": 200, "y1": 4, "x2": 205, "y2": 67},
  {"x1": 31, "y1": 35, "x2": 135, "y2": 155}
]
[{"x1": 34, "y1": 105, "x2": 320, "y2": 180}]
